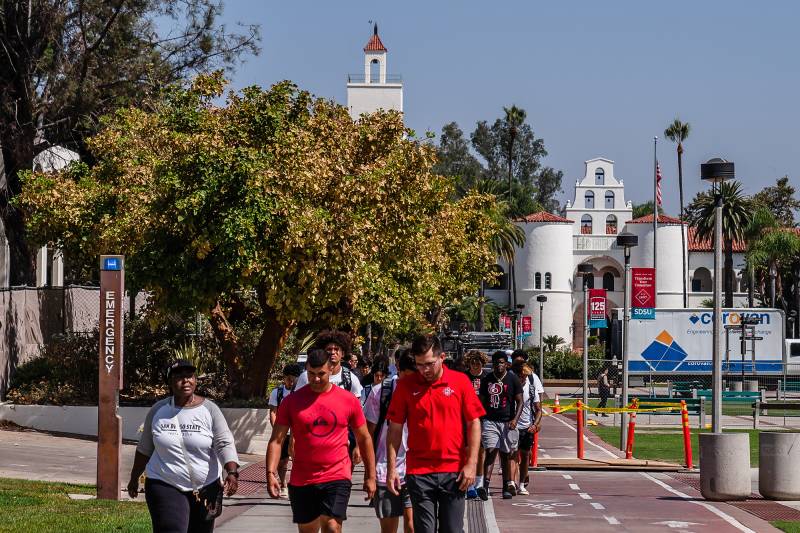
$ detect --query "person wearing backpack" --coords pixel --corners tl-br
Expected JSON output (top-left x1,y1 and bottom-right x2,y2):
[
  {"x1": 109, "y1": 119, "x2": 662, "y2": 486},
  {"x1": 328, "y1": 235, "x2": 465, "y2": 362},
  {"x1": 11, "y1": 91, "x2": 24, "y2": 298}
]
[
  {"x1": 267, "y1": 363, "x2": 302, "y2": 499},
  {"x1": 362, "y1": 359, "x2": 390, "y2": 407},
  {"x1": 363, "y1": 349, "x2": 417, "y2": 533}
]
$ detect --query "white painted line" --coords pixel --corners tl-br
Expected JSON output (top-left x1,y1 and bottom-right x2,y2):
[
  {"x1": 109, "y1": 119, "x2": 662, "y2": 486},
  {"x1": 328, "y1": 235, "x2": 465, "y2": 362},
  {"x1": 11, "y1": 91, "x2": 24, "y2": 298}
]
[
  {"x1": 562, "y1": 474, "x2": 573, "y2": 480},
  {"x1": 578, "y1": 492, "x2": 592, "y2": 500},
  {"x1": 640, "y1": 473, "x2": 756, "y2": 533},
  {"x1": 591, "y1": 502, "x2": 605, "y2": 510},
  {"x1": 541, "y1": 453, "x2": 551, "y2": 458},
  {"x1": 568, "y1": 483, "x2": 580, "y2": 490},
  {"x1": 482, "y1": 496, "x2": 501, "y2": 533},
  {"x1": 604, "y1": 516, "x2": 621, "y2": 525}
]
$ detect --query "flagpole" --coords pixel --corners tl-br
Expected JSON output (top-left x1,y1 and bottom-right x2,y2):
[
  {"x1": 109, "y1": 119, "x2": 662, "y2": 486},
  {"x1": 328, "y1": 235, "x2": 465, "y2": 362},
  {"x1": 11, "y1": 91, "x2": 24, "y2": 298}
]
[{"x1": 652, "y1": 136, "x2": 658, "y2": 307}]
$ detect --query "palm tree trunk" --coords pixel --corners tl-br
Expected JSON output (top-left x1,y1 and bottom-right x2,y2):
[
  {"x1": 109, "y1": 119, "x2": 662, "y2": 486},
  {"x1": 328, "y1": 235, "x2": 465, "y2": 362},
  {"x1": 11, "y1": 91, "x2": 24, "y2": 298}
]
[
  {"x1": 677, "y1": 144, "x2": 687, "y2": 308},
  {"x1": 724, "y1": 238, "x2": 734, "y2": 307},
  {"x1": 770, "y1": 262, "x2": 777, "y2": 308},
  {"x1": 477, "y1": 281, "x2": 486, "y2": 332},
  {"x1": 365, "y1": 322, "x2": 372, "y2": 358}
]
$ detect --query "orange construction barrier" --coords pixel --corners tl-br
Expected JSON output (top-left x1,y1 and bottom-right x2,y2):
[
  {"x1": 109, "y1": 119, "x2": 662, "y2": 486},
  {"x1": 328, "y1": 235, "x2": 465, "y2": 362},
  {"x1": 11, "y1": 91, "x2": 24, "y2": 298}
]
[
  {"x1": 625, "y1": 399, "x2": 638, "y2": 459},
  {"x1": 681, "y1": 400, "x2": 693, "y2": 469},
  {"x1": 530, "y1": 430, "x2": 539, "y2": 467},
  {"x1": 553, "y1": 394, "x2": 561, "y2": 413},
  {"x1": 576, "y1": 400, "x2": 585, "y2": 460}
]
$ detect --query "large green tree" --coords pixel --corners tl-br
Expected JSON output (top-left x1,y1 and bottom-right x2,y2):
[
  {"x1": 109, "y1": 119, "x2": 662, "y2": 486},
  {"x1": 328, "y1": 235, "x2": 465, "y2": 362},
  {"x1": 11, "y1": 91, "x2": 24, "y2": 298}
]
[
  {"x1": 664, "y1": 118, "x2": 691, "y2": 307},
  {"x1": 631, "y1": 201, "x2": 664, "y2": 219},
  {"x1": 753, "y1": 176, "x2": 800, "y2": 227},
  {"x1": 17, "y1": 74, "x2": 502, "y2": 397},
  {"x1": 685, "y1": 181, "x2": 754, "y2": 307},
  {"x1": 0, "y1": 0, "x2": 260, "y2": 284}
]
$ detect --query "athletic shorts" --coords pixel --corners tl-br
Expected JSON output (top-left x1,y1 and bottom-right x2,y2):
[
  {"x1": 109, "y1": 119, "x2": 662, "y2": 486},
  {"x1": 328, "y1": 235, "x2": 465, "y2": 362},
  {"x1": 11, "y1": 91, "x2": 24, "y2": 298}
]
[
  {"x1": 280, "y1": 435, "x2": 291, "y2": 460},
  {"x1": 288, "y1": 480, "x2": 352, "y2": 524},
  {"x1": 518, "y1": 429, "x2": 534, "y2": 451},
  {"x1": 481, "y1": 419, "x2": 519, "y2": 453},
  {"x1": 373, "y1": 484, "x2": 412, "y2": 519}
]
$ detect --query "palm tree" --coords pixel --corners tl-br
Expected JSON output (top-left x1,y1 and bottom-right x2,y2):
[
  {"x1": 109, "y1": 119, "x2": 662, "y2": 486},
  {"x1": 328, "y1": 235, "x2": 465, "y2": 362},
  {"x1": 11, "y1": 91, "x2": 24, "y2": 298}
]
[
  {"x1": 543, "y1": 334, "x2": 566, "y2": 353},
  {"x1": 744, "y1": 207, "x2": 779, "y2": 307},
  {"x1": 685, "y1": 181, "x2": 754, "y2": 307},
  {"x1": 746, "y1": 229, "x2": 800, "y2": 308},
  {"x1": 664, "y1": 119, "x2": 691, "y2": 307},
  {"x1": 503, "y1": 106, "x2": 526, "y2": 312}
]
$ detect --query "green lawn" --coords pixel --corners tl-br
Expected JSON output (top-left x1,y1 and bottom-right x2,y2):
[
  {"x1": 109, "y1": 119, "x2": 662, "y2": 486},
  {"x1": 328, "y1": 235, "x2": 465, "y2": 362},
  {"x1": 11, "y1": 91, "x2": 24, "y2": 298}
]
[
  {"x1": 0, "y1": 478, "x2": 150, "y2": 532},
  {"x1": 773, "y1": 521, "x2": 800, "y2": 533},
  {"x1": 589, "y1": 426, "x2": 761, "y2": 466}
]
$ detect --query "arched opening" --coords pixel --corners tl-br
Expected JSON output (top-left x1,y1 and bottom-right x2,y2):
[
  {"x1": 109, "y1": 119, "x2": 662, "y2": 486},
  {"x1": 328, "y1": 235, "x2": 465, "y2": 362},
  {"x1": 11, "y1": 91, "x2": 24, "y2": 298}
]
[
  {"x1": 581, "y1": 214, "x2": 593, "y2": 234},
  {"x1": 535, "y1": 272, "x2": 541, "y2": 290},
  {"x1": 692, "y1": 267, "x2": 712, "y2": 292},
  {"x1": 595, "y1": 168, "x2": 605, "y2": 185},
  {"x1": 487, "y1": 264, "x2": 507, "y2": 290},
  {"x1": 584, "y1": 274, "x2": 595, "y2": 289},
  {"x1": 605, "y1": 214, "x2": 617, "y2": 235},
  {"x1": 370, "y1": 58, "x2": 380, "y2": 83},
  {"x1": 603, "y1": 272, "x2": 615, "y2": 291},
  {"x1": 545, "y1": 272, "x2": 552, "y2": 290},
  {"x1": 605, "y1": 190, "x2": 615, "y2": 209},
  {"x1": 585, "y1": 190, "x2": 595, "y2": 209}
]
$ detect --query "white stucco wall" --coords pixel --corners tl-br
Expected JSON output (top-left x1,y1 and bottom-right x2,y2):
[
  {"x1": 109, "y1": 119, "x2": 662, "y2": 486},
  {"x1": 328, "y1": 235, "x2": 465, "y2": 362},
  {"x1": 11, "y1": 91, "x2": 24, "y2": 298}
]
[{"x1": 347, "y1": 84, "x2": 403, "y2": 119}]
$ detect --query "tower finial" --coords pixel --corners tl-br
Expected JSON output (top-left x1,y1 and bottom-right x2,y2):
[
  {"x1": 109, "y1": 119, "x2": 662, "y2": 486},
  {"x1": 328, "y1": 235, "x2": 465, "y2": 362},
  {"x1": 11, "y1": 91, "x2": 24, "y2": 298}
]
[{"x1": 374, "y1": 22, "x2": 378, "y2": 36}]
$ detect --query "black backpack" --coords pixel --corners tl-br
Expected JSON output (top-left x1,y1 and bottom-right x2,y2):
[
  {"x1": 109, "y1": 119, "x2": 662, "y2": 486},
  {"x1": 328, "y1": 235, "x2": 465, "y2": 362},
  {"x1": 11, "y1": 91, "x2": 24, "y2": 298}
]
[
  {"x1": 339, "y1": 366, "x2": 353, "y2": 392},
  {"x1": 372, "y1": 376, "x2": 395, "y2": 451}
]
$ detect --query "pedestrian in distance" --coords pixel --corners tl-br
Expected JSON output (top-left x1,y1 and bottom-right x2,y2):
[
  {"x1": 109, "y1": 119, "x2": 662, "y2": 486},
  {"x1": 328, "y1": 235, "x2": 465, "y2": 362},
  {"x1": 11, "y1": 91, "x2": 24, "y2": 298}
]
[
  {"x1": 268, "y1": 363, "x2": 302, "y2": 498},
  {"x1": 362, "y1": 358, "x2": 390, "y2": 406},
  {"x1": 127, "y1": 359, "x2": 240, "y2": 533},
  {"x1": 364, "y1": 349, "x2": 417, "y2": 533},
  {"x1": 597, "y1": 366, "x2": 611, "y2": 415},
  {"x1": 508, "y1": 359, "x2": 542, "y2": 495},
  {"x1": 385, "y1": 334, "x2": 485, "y2": 533},
  {"x1": 478, "y1": 351, "x2": 523, "y2": 500},
  {"x1": 266, "y1": 348, "x2": 377, "y2": 533},
  {"x1": 462, "y1": 349, "x2": 489, "y2": 500}
]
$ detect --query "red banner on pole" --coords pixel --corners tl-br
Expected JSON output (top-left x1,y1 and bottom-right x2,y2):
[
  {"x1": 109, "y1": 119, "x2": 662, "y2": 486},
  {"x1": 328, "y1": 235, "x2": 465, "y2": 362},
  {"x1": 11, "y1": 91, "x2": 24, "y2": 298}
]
[
  {"x1": 499, "y1": 314, "x2": 512, "y2": 333},
  {"x1": 588, "y1": 289, "x2": 607, "y2": 328},
  {"x1": 522, "y1": 315, "x2": 532, "y2": 334},
  {"x1": 632, "y1": 267, "x2": 656, "y2": 319}
]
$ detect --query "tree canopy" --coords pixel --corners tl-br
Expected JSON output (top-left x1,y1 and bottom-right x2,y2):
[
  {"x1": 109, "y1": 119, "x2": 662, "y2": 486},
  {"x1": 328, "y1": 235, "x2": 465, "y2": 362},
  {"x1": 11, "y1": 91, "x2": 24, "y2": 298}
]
[
  {"x1": 753, "y1": 176, "x2": 800, "y2": 227},
  {"x1": 17, "y1": 74, "x2": 503, "y2": 396},
  {"x1": 1, "y1": 0, "x2": 260, "y2": 283}
]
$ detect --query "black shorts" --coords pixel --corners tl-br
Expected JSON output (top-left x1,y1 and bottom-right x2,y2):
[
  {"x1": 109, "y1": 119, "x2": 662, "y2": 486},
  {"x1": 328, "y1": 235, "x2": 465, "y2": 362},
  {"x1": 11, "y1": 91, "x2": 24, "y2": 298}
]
[
  {"x1": 288, "y1": 480, "x2": 352, "y2": 524},
  {"x1": 518, "y1": 430, "x2": 535, "y2": 451},
  {"x1": 373, "y1": 484, "x2": 412, "y2": 519}
]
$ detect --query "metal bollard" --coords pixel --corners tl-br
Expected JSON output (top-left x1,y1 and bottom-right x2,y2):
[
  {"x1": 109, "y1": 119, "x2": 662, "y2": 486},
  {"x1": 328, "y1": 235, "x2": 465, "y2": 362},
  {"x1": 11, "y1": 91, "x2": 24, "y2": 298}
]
[
  {"x1": 576, "y1": 400, "x2": 585, "y2": 460},
  {"x1": 681, "y1": 400, "x2": 693, "y2": 469}
]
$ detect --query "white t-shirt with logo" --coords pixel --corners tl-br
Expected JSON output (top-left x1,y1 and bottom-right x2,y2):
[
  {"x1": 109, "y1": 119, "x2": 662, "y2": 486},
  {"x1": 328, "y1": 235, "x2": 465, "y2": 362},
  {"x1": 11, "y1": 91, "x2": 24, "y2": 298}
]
[
  {"x1": 518, "y1": 373, "x2": 543, "y2": 430},
  {"x1": 294, "y1": 367, "x2": 363, "y2": 398},
  {"x1": 137, "y1": 398, "x2": 239, "y2": 491},
  {"x1": 363, "y1": 376, "x2": 407, "y2": 484}
]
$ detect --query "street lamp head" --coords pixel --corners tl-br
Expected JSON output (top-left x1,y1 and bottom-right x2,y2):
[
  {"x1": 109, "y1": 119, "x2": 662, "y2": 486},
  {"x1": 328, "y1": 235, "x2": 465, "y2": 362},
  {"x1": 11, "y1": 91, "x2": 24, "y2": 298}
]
[
  {"x1": 536, "y1": 295, "x2": 547, "y2": 303},
  {"x1": 577, "y1": 263, "x2": 593, "y2": 275},
  {"x1": 701, "y1": 158, "x2": 735, "y2": 183},
  {"x1": 616, "y1": 232, "x2": 638, "y2": 249}
]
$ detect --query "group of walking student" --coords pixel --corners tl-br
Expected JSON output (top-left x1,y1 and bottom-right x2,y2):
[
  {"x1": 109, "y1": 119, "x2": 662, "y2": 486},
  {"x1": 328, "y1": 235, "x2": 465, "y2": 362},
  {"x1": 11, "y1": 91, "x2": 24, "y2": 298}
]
[{"x1": 266, "y1": 331, "x2": 544, "y2": 533}]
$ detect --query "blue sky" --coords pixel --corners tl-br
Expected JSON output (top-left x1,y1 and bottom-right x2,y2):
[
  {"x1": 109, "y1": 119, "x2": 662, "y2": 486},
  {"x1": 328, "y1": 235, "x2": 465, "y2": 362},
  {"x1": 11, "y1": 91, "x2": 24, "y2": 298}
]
[{"x1": 214, "y1": 1, "x2": 799, "y2": 210}]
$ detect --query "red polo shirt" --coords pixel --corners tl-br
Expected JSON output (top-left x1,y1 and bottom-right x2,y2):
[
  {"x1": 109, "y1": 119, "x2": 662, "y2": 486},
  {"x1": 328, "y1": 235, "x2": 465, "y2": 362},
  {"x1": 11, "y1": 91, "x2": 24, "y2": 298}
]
[{"x1": 386, "y1": 366, "x2": 485, "y2": 475}]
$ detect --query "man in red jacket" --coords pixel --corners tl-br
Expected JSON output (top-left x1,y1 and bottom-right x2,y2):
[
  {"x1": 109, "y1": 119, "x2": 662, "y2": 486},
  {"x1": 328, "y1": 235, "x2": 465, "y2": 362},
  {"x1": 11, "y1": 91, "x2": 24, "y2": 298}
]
[{"x1": 385, "y1": 334, "x2": 485, "y2": 533}]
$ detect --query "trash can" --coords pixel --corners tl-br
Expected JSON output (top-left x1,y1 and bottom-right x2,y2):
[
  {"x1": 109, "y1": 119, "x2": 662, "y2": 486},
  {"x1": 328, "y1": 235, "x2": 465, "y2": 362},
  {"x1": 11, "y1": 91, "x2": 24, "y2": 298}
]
[
  {"x1": 759, "y1": 431, "x2": 800, "y2": 500},
  {"x1": 730, "y1": 381, "x2": 743, "y2": 392},
  {"x1": 745, "y1": 380, "x2": 759, "y2": 392},
  {"x1": 700, "y1": 433, "x2": 751, "y2": 501}
]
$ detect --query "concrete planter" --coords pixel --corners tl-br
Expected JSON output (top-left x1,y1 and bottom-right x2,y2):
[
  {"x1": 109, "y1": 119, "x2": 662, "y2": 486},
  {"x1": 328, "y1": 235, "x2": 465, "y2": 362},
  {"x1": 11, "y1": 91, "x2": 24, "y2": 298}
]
[
  {"x1": 699, "y1": 432, "x2": 751, "y2": 501},
  {"x1": 759, "y1": 431, "x2": 800, "y2": 500},
  {"x1": 0, "y1": 403, "x2": 271, "y2": 454}
]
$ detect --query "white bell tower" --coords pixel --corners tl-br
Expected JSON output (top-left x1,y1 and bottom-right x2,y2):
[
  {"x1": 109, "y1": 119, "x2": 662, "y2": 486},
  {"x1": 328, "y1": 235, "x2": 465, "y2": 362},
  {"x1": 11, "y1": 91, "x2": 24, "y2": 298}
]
[{"x1": 347, "y1": 23, "x2": 403, "y2": 119}]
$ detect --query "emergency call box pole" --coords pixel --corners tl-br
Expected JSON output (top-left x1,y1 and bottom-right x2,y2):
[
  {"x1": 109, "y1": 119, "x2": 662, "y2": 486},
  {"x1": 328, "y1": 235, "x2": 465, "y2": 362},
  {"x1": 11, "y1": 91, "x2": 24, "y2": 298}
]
[{"x1": 98, "y1": 255, "x2": 124, "y2": 500}]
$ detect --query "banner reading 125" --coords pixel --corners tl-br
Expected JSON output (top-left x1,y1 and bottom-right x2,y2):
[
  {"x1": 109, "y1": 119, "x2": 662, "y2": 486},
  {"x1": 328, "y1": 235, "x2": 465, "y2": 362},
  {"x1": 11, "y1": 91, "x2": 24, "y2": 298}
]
[{"x1": 588, "y1": 289, "x2": 607, "y2": 329}]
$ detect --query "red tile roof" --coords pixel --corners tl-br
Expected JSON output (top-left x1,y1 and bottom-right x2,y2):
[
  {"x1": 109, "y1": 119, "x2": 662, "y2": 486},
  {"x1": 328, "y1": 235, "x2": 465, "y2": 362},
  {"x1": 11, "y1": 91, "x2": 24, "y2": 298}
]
[
  {"x1": 687, "y1": 227, "x2": 747, "y2": 252},
  {"x1": 626, "y1": 214, "x2": 685, "y2": 225},
  {"x1": 364, "y1": 25, "x2": 387, "y2": 52},
  {"x1": 516, "y1": 212, "x2": 574, "y2": 224}
]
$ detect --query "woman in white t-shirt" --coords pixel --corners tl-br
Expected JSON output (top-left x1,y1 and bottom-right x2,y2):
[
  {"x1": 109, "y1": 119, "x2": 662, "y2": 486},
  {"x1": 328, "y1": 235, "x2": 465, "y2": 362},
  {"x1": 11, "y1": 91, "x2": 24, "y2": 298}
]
[{"x1": 127, "y1": 359, "x2": 240, "y2": 533}]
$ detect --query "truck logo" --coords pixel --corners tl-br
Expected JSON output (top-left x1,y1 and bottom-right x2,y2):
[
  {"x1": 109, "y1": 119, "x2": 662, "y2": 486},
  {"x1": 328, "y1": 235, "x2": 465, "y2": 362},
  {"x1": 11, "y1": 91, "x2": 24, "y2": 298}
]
[
  {"x1": 641, "y1": 330, "x2": 689, "y2": 372},
  {"x1": 689, "y1": 314, "x2": 700, "y2": 324},
  {"x1": 688, "y1": 312, "x2": 769, "y2": 326}
]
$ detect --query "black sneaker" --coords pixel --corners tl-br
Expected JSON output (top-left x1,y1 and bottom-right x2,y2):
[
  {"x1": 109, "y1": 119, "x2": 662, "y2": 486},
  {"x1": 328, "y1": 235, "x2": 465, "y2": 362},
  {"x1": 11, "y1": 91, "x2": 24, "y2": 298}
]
[
  {"x1": 477, "y1": 486, "x2": 489, "y2": 501},
  {"x1": 502, "y1": 489, "x2": 513, "y2": 499},
  {"x1": 506, "y1": 482, "x2": 517, "y2": 496}
]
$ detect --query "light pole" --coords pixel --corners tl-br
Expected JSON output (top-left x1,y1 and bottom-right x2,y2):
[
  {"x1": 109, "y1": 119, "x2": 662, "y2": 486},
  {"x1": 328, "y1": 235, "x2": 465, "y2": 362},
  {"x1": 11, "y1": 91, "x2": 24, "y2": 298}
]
[
  {"x1": 537, "y1": 295, "x2": 547, "y2": 381},
  {"x1": 616, "y1": 232, "x2": 638, "y2": 451},
  {"x1": 578, "y1": 263, "x2": 594, "y2": 418}
]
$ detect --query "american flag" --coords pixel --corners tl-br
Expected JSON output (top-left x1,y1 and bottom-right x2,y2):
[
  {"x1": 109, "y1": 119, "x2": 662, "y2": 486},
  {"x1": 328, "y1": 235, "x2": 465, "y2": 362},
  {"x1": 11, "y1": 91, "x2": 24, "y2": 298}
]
[{"x1": 656, "y1": 163, "x2": 663, "y2": 207}]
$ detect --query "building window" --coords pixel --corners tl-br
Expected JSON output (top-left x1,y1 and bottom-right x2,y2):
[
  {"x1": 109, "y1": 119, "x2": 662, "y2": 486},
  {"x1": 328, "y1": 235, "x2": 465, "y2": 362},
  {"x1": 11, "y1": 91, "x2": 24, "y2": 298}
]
[
  {"x1": 581, "y1": 214, "x2": 593, "y2": 234},
  {"x1": 603, "y1": 272, "x2": 615, "y2": 291},
  {"x1": 487, "y1": 264, "x2": 507, "y2": 290},
  {"x1": 370, "y1": 58, "x2": 380, "y2": 83},
  {"x1": 692, "y1": 267, "x2": 712, "y2": 292},
  {"x1": 595, "y1": 168, "x2": 604, "y2": 185},
  {"x1": 605, "y1": 190, "x2": 615, "y2": 209},
  {"x1": 545, "y1": 272, "x2": 552, "y2": 290},
  {"x1": 585, "y1": 190, "x2": 595, "y2": 209},
  {"x1": 606, "y1": 214, "x2": 617, "y2": 235},
  {"x1": 535, "y1": 272, "x2": 541, "y2": 290}
]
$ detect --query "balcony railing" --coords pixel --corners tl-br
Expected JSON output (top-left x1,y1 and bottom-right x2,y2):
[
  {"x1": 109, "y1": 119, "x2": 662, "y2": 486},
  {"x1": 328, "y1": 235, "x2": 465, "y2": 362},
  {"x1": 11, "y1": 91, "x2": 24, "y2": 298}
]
[
  {"x1": 573, "y1": 234, "x2": 619, "y2": 251},
  {"x1": 347, "y1": 74, "x2": 402, "y2": 83}
]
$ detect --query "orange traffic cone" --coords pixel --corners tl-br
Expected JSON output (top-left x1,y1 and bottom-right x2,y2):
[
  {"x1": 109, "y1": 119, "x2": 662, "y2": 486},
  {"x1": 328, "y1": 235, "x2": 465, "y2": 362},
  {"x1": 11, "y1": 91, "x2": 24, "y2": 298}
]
[{"x1": 553, "y1": 394, "x2": 561, "y2": 414}]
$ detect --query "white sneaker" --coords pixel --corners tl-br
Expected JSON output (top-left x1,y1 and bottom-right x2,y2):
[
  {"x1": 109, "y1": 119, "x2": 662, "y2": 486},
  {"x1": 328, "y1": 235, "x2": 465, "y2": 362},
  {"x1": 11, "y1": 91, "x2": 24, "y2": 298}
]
[
  {"x1": 518, "y1": 484, "x2": 529, "y2": 496},
  {"x1": 280, "y1": 487, "x2": 289, "y2": 499}
]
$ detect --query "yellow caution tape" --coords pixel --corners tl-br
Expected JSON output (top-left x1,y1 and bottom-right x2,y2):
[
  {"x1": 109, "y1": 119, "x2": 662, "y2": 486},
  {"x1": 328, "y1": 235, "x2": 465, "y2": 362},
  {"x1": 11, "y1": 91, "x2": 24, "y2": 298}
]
[{"x1": 542, "y1": 401, "x2": 687, "y2": 416}]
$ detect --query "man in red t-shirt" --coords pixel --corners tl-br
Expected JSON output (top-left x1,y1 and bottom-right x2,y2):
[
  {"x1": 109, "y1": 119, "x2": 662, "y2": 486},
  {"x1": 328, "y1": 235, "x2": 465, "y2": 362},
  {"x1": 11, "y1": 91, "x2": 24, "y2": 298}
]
[
  {"x1": 267, "y1": 348, "x2": 377, "y2": 532},
  {"x1": 385, "y1": 334, "x2": 485, "y2": 533}
]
